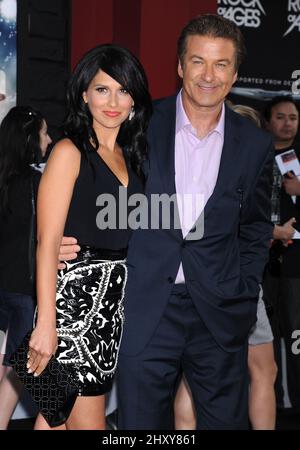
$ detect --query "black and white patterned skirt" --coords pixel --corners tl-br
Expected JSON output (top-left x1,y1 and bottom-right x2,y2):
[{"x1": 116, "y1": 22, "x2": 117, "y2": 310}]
[{"x1": 55, "y1": 246, "x2": 127, "y2": 396}]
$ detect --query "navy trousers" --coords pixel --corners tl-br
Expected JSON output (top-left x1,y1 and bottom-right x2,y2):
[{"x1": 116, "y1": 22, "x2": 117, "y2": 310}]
[{"x1": 117, "y1": 284, "x2": 249, "y2": 430}]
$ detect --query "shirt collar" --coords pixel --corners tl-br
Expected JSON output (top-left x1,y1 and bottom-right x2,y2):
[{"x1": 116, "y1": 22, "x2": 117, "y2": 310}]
[{"x1": 176, "y1": 89, "x2": 225, "y2": 139}]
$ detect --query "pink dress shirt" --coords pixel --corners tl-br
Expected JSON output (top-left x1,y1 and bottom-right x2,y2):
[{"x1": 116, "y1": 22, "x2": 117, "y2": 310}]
[{"x1": 175, "y1": 91, "x2": 225, "y2": 283}]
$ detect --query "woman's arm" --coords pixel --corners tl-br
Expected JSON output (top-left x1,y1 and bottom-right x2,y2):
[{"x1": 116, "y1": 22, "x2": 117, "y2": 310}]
[{"x1": 27, "y1": 139, "x2": 80, "y2": 376}]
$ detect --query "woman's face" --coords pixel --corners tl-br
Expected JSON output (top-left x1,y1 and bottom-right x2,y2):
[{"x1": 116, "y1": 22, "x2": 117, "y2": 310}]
[
  {"x1": 82, "y1": 70, "x2": 134, "y2": 134},
  {"x1": 39, "y1": 120, "x2": 52, "y2": 157}
]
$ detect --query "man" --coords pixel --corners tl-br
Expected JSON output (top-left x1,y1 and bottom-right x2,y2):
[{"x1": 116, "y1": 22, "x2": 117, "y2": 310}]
[
  {"x1": 264, "y1": 97, "x2": 300, "y2": 411},
  {"x1": 60, "y1": 15, "x2": 273, "y2": 429}
]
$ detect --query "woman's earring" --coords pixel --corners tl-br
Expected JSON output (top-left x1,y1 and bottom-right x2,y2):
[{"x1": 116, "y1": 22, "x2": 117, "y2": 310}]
[{"x1": 128, "y1": 107, "x2": 135, "y2": 121}]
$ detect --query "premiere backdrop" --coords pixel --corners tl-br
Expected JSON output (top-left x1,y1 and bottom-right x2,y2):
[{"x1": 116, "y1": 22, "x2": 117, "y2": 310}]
[
  {"x1": 217, "y1": 0, "x2": 300, "y2": 110},
  {"x1": 0, "y1": 0, "x2": 16, "y2": 121}
]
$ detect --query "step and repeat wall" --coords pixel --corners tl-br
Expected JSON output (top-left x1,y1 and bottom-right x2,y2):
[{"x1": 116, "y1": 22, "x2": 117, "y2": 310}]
[
  {"x1": 0, "y1": 0, "x2": 16, "y2": 122},
  {"x1": 217, "y1": 0, "x2": 300, "y2": 111}
]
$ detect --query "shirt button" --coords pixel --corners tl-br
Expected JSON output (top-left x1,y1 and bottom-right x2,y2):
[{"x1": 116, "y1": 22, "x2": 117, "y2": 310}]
[{"x1": 167, "y1": 277, "x2": 174, "y2": 283}]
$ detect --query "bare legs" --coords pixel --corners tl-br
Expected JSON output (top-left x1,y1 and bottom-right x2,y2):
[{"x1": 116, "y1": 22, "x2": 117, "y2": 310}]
[
  {"x1": 0, "y1": 338, "x2": 23, "y2": 430},
  {"x1": 174, "y1": 343, "x2": 277, "y2": 430},
  {"x1": 248, "y1": 343, "x2": 277, "y2": 429},
  {"x1": 34, "y1": 394, "x2": 106, "y2": 430},
  {"x1": 174, "y1": 376, "x2": 196, "y2": 430}
]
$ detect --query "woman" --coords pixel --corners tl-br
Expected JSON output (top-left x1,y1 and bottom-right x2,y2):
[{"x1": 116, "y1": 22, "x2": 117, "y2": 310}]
[
  {"x1": 0, "y1": 106, "x2": 52, "y2": 429},
  {"x1": 27, "y1": 44, "x2": 152, "y2": 430}
]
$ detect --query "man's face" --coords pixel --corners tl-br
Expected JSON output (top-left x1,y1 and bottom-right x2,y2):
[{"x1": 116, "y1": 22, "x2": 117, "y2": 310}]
[
  {"x1": 178, "y1": 35, "x2": 237, "y2": 111},
  {"x1": 267, "y1": 102, "x2": 299, "y2": 148}
]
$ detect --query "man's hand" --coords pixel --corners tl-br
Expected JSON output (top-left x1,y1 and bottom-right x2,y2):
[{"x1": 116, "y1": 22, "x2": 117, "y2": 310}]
[
  {"x1": 58, "y1": 236, "x2": 80, "y2": 269},
  {"x1": 283, "y1": 172, "x2": 300, "y2": 196},
  {"x1": 273, "y1": 218, "x2": 296, "y2": 246}
]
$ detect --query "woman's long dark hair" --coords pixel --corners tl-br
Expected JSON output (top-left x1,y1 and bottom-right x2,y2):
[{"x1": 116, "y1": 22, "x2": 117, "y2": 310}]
[
  {"x1": 0, "y1": 106, "x2": 44, "y2": 215},
  {"x1": 64, "y1": 44, "x2": 152, "y2": 181}
]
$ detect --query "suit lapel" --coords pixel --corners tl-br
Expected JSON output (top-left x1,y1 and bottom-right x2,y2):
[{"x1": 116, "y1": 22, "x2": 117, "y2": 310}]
[
  {"x1": 154, "y1": 97, "x2": 177, "y2": 197},
  {"x1": 152, "y1": 96, "x2": 182, "y2": 239}
]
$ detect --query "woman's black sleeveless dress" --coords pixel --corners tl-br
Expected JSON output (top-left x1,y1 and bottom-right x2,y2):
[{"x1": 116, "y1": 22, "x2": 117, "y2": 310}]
[{"x1": 55, "y1": 149, "x2": 143, "y2": 396}]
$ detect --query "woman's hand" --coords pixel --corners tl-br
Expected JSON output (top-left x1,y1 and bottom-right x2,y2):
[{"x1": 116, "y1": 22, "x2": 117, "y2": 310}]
[{"x1": 27, "y1": 324, "x2": 58, "y2": 376}]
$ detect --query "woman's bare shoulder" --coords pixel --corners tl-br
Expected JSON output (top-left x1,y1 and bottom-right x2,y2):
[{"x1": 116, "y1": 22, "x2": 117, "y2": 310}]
[
  {"x1": 43, "y1": 139, "x2": 82, "y2": 180},
  {"x1": 51, "y1": 138, "x2": 81, "y2": 156},
  {"x1": 46, "y1": 138, "x2": 82, "y2": 166}
]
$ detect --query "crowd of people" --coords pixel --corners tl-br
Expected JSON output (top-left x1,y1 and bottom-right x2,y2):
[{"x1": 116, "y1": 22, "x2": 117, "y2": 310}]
[{"x1": 0, "y1": 13, "x2": 299, "y2": 430}]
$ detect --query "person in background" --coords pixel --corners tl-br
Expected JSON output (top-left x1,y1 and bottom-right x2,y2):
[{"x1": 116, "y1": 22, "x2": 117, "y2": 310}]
[
  {"x1": 0, "y1": 106, "x2": 52, "y2": 429},
  {"x1": 263, "y1": 97, "x2": 300, "y2": 411},
  {"x1": 174, "y1": 104, "x2": 277, "y2": 430}
]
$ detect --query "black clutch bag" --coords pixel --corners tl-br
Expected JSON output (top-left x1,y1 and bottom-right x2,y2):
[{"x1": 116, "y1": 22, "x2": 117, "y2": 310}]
[{"x1": 10, "y1": 331, "x2": 79, "y2": 428}]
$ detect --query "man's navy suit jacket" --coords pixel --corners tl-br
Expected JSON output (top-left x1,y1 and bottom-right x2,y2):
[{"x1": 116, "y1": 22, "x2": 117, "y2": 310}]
[{"x1": 120, "y1": 95, "x2": 274, "y2": 356}]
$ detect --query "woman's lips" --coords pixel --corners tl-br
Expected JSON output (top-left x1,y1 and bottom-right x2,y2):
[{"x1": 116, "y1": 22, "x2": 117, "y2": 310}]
[{"x1": 103, "y1": 111, "x2": 121, "y2": 117}]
